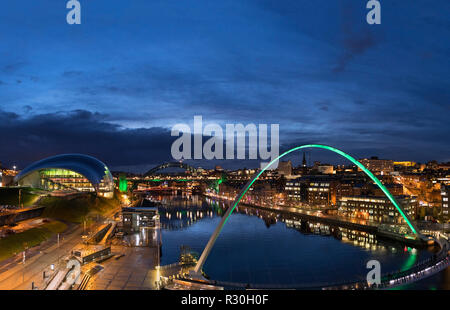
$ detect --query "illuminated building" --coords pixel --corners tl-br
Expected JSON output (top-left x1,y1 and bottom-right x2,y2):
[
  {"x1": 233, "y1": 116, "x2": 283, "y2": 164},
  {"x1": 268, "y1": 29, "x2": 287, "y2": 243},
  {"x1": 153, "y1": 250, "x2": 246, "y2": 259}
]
[
  {"x1": 338, "y1": 195, "x2": 417, "y2": 224},
  {"x1": 437, "y1": 163, "x2": 450, "y2": 171},
  {"x1": 442, "y1": 184, "x2": 449, "y2": 220},
  {"x1": 14, "y1": 154, "x2": 114, "y2": 198},
  {"x1": 394, "y1": 161, "x2": 417, "y2": 167},
  {"x1": 285, "y1": 179, "x2": 301, "y2": 201},
  {"x1": 352, "y1": 183, "x2": 403, "y2": 196},
  {"x1": 0, "y1": 168, "x2": 18, "y2": 187},
  {"x1": 277, "y1": 160, "x2": 292, "y2": 176},
  {"x1": 317, "y1": 165, "x2": 334, "y2": 174},
  {"x1": 122, "y1": 206, "x2": 158, "y2": 233},
  {"x1": 359, "y1": 157, "x2": 394, "y2": 175},
  {"x1": 73, "y1": 245, "x2": 111, "y2": 264},
  {"x1": 285, "y1": 176, "x2": 338, "y2": 207}
]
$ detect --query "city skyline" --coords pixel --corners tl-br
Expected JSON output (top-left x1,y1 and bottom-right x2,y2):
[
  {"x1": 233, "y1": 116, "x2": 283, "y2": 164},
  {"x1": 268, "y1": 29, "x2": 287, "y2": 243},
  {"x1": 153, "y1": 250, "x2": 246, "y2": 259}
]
[
  {"x1": 1, "y1": 1, "x2": 449, "y2": 170},
  {"x1": 0, "y1": 0, "x2": 449, "y2": 295}
]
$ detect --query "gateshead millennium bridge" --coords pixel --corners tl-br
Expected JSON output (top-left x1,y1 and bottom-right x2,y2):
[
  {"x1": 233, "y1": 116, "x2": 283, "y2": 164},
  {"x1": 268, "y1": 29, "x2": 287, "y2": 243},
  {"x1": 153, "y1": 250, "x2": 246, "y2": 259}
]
[
  {"x1": 164, "y1": 144, "x2": 448, "y2": 290},
  {"x1": 193, "y1": 144, "x2": 423, "y2": 276}
]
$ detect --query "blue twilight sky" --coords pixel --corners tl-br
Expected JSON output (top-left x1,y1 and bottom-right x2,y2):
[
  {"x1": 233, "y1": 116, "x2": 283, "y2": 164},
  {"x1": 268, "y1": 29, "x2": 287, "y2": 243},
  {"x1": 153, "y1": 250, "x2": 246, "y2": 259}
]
[{"x1": 0, "y1": 1, "x2": 449, "y2": 171}]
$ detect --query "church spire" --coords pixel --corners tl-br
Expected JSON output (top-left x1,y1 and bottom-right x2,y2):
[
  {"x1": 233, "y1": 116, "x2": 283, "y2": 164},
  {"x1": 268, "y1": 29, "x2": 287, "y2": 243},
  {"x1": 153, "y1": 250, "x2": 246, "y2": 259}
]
[{"x1": 302, "y1": 152, "x2": 307, "y2": 175}]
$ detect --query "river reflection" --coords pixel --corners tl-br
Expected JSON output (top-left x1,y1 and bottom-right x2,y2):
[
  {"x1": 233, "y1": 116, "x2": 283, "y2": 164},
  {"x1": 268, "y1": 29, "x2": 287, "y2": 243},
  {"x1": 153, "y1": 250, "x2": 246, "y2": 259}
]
[
  {"x1": 152, "y1": 195, "x2": 440, "y2": 288},
  {"x1": 124, "y1": 227, "x2": 159, "y2": 247}
]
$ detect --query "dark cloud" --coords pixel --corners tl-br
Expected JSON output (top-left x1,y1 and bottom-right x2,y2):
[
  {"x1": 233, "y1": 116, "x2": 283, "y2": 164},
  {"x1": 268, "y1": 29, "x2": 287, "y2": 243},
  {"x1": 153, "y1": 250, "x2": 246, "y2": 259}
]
[
  {"x1": 0, "y1": 105, "x2": 448, "y2": 173},
  {"x1": 2, "y1": 62, "x2": 27, "y2": 73},
  {"x1": 0, "y1": 109, "x2": 289, "y2": 172},
  {"x1": 62, "y1": 70, "x2": 84, "y2": 77},
  {"x1": 0, "y1": 1, "x2": 448, "y2": 167},
  {"x1": 316, "y1": 100, "x2": 331, "y2": 112},
  {"x1": 333, "y1": 31, "x2": 376, "y2": 73},
  {"x1": 0, "y1": 110, "x2": 177, "y2": 171},
  {"x1": 332, "y1": 3, "x2": 378, "y2": 73}
]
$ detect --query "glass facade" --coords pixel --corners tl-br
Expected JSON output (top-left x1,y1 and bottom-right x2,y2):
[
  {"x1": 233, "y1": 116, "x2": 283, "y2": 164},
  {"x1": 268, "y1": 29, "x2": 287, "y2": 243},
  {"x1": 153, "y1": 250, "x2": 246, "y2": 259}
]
[
  {"x1": 338, "y1": 195, "x2": 417, "y2": 224},
  {"x1": 15, "y1": 154, "x2": 114, "y2": 198},
  {"x1": 40, "y1": 169, "x2": 95, "y2": 192}
]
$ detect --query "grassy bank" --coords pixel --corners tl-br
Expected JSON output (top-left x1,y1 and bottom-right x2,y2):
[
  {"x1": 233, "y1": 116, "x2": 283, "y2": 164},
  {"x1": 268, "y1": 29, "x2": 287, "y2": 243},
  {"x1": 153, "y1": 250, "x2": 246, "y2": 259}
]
[
  {"x1": 0, "y1": 221, "x2": 67, "y2": 261},
  {"x1": 40, "y1": 193, "x2": 120, "y2": 223},
  {"x1": 0, "y1": 187, "x2": 40, "y2": 207}
]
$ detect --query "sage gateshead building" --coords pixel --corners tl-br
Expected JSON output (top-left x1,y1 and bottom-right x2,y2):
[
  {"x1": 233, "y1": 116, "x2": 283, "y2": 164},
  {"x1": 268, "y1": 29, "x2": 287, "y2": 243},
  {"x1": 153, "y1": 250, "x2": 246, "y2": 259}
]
[{"x1": 14, "y1": 154, "x2": 114, "y2": 198}]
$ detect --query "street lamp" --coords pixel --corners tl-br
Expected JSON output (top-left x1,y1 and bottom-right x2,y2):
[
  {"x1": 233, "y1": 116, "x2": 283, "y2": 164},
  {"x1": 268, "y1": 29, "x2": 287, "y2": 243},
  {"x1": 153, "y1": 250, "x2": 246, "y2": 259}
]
[{"x1": 22, "y1": 243, "x2": 27, "y2": 284}]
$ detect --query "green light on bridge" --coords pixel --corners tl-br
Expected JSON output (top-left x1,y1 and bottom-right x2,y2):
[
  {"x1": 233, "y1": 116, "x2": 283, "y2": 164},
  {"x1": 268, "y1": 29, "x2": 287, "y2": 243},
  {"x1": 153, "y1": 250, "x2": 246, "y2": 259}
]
[
  {"x1": 119, "y1": 175, "x2": 128, "y2": 192},
  {"x1": 193, "y1": 144, "x2": 419, "y2": 274},
  {"x1": 223, "y1": 144, "x2": 418, "y2": 235}
]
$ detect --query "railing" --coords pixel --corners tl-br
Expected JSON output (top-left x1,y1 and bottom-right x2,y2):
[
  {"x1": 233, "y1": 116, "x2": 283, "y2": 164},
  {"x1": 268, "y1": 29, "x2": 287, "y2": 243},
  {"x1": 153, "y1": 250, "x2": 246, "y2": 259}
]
[
  {"x1": 77, "y1": 273, "x2": 91, "y2": 290},
  {"x1": 325, "y1": 238, "x2": 449, "y2": 290},
  {"x1": 158, "y1": 262, "x2": 181, "y2": 270},
  {"x1": 180, "y1": 237, "x2": 449, "y2": 290}
]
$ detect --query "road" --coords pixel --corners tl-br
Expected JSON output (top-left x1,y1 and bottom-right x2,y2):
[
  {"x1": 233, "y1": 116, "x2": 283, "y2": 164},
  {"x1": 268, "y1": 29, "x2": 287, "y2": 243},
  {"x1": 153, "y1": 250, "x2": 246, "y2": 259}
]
[
  {"x1": 0, "y1": 200, "x2": 123, "y2": 290},
  {"x1": 0, "y1": 224, "x2": 85, "y2": 290},
  {"x1": 85, "y1": 245, "x2": 159, "y2": 290},
  {"x1": 0, "y1": 205, "x2": 121, "y2": 290},
  {"x1": 205, "y1": 193, "x2": 379, "y2": 227}
]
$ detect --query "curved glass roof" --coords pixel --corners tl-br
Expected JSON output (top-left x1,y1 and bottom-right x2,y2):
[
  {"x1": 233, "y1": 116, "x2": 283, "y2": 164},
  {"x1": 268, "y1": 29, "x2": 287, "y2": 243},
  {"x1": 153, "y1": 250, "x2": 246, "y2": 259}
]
[{"x1": 14, "y1": 154, "x2": 113, "y2": 187}]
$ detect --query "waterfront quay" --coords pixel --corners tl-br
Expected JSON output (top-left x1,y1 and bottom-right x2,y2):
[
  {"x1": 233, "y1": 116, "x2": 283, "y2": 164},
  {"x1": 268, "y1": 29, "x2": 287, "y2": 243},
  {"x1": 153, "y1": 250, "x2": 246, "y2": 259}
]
[
  {"x1": 326, "y1": 237, "x2": 450, "y2": 290},
  {"x1": 0, "y1": 152, "x2": 449, "y2": 290},
  {"x1": 203, "y1": 192, "x2": 428, "y2": 247},
  {"x1": 173, "y1": 235, "x2": 450, "y2": 290},
  {"x1": 83, "y1": 245, "x2": 159, "y2": 290}
]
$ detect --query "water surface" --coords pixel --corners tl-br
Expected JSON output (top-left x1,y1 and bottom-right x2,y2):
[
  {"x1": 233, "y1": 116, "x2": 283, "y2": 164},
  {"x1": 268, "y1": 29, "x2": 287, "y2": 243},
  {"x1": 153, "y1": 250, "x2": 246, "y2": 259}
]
[{"x1": 156, "y1": 195, "x2": 440, "y2": 288}]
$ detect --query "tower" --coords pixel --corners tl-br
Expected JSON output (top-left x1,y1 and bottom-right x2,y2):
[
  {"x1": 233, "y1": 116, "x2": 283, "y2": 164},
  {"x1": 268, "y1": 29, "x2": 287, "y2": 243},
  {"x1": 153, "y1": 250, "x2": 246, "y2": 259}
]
[{"x1": 302, "y1": 152, "x2": 307, "y2": 175}]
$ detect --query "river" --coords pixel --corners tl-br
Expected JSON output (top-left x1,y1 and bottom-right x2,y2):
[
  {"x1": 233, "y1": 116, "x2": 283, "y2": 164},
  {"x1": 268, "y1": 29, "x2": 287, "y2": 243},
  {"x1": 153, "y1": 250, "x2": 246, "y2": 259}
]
[{"x1": 147, "y1": 195, "x2": 447, "y2": 289}]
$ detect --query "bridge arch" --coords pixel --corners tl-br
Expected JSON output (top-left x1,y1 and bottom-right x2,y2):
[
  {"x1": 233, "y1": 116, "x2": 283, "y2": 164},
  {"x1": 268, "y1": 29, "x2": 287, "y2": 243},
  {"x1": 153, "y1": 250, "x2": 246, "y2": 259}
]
[
  {"x1": 144, "y1": 162, "x2": 197, "y2": 176},
  {"x1": 193, "y1": 144, "x2": 420, "y2": 274}
]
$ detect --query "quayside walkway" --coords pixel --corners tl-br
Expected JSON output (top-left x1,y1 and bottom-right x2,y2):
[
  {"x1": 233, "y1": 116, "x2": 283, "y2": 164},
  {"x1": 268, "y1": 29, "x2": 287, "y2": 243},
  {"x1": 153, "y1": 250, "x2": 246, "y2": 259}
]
[
  {"x1": 324, "y1": 237, "x2": 449, "y2": 290},
  {"x1": 176, "y1": 236, "x2": 449, "y2": 290},
  {"x1": 204, "y1": 192, "x2": 436, "y2": 247},
  {"x1": 204, "y1": 192, "x2": 379, "y2": 233},
  {"x1": 181, "y1": 252, "x2": 449, "y2": 290}
]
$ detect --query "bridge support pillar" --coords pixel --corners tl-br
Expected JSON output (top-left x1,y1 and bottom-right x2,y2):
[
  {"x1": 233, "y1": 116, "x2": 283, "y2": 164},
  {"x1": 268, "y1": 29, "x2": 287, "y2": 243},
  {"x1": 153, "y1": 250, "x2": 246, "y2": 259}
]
[{"x1": 188, "y1": 270, "x2": 207, "y2": 280}]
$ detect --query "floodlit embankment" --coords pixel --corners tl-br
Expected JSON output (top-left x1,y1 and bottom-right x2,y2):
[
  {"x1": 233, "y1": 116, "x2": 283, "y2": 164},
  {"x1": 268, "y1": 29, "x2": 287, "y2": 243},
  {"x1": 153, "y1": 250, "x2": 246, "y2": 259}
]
[
  {"x1": 0, "y1": 191, "x2": 120, "y2": 262},
  {"x1": 0, "y1": 220, "x2": 67, "y2": 261},
  {"x1": 40, "y1": 193, "x2": 121, "y2": 223},
  {"x1": 0, "y1": 187, "x2": 41, "y2": 207}
]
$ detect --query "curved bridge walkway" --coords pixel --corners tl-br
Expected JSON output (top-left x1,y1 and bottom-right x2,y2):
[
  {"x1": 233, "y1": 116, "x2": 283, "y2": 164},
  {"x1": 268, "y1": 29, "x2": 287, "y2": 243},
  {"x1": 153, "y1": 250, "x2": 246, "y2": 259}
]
[
  {"x1": 324, "y1": 237, "x2": 449, "y2": 290},
  {"x1": 193, "y1": 144, "x2": 421, "y2": 276},
  {"x1": 180, "y1": 237, "x2": 449, "y2": 290}
]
